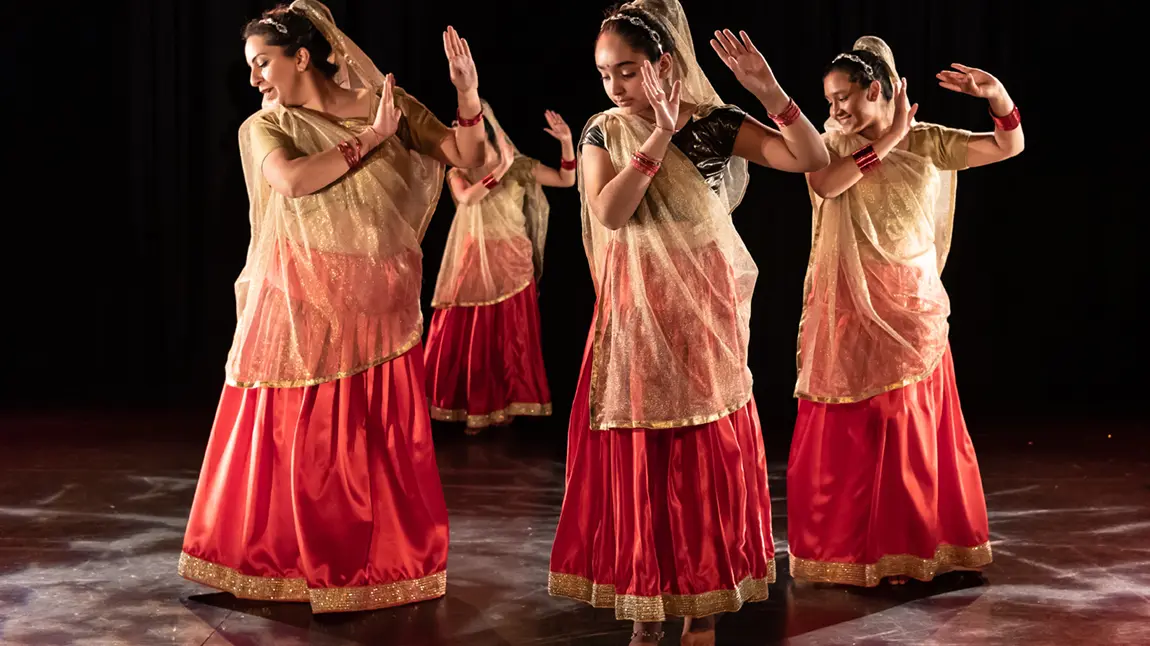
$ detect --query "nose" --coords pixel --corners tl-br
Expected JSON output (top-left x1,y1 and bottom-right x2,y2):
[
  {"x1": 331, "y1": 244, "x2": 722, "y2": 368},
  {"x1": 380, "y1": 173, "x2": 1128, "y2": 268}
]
[
  {"x1": 250, "y1": 67, "x2": 262, "y2": 88},
  {"x1": 609, "y1": 76, "x2": 626, "y2": 99}
]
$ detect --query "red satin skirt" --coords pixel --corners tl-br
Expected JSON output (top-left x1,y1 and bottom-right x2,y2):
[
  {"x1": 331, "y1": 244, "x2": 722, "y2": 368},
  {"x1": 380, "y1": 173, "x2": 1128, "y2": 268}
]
[
  {"x1": 424, "y1": 281, "x2": 551, "y2": 431},
  {"x1": 178, "y1": 343, "x2": 449, "y2": 613},
  {"x1": 787, "y1": 346, "x2": 992, "y2": 586},
  {"x1": 548, "y1": 334, "x2": 775, "y2": 621}
]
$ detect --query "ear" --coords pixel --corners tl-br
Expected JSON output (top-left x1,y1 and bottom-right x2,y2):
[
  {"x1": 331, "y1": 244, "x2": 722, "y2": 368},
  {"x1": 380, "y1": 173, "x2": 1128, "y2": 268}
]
[
  {"x1": 657, "y1": 52, "x2": 673, "y2": 79},
  {"x1": 296, "y1": 47, "x2": 311, "y2": 72},
  {"x1": 866, "y1": 80, "x2": 882, "y2": 102}
]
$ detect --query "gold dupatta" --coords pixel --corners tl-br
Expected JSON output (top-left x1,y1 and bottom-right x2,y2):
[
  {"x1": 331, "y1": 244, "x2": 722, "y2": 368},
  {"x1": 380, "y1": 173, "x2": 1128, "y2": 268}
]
[
  {"x1": 795, "y1": 121, "x2": 971, "y2": 403},
  {"x1": 227, "y1": 0, "x2": 445, "y2": 388},
  {"x1": 431, "y1": 102, "x2": 550, "y2": 308}
]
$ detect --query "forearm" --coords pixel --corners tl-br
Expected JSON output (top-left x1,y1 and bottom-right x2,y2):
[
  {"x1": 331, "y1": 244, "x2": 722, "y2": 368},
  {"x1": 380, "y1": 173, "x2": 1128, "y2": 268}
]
[
  {"x1": 756, "y1": 87, "x2": 828, "y2": 170},
  {"x1": 591, "y1": 128, "x2": 672, "y2": 230},
  {"x1": 558, "y1": 138, "x2": 576, "y2": 186},
  {"x1": 988, "y1": 90, "x2": 1024, "y2": 155},
  {"x1": 454, "y1": 90, "x2": 485, "y2": 167},
  {"x1": 269, "y1": 130, "x2": 381, "y2": 198},
  {"x1": 809, "y1": 130, "x2": 900, "y2": 199}
]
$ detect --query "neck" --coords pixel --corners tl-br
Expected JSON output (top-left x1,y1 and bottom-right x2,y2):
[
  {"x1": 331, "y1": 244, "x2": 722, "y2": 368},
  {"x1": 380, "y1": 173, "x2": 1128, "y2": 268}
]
[
  {"x1": 300, "y1": 73, "x2": 347, "y2": 114},
  {"x1": 860, "y1": 106, "x2": 892, "y2": 141}
]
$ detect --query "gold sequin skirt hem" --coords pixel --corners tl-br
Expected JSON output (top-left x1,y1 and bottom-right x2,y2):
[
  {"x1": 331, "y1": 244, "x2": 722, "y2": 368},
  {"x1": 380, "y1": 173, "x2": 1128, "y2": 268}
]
[
  {"x1": 178, "y1": 552, "x2": 446, "y2": 613},
  {"x1": 788, "y1": 541, "x2": 992, "y2": 587},
  {"x1": 546, "y1": 562, "x2": 775, "y2": 622},
  {"x1": 430, "y1": 401, "x2": 553, "y2": 431}
]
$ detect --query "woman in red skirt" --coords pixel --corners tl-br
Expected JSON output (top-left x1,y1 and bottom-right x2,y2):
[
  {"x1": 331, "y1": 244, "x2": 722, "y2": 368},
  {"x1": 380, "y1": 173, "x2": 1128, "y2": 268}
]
[
  {"x1": 789, "y1": 36, "x2": 1025, "y2": 586},
  {"x1": 424, "y1": 101, "x2": 576, "y2": 432},
  {"x1": 548, "y1": 2, "x2": 828, "y2": 643},
  {"x1": 178, "y1": 1, "x2": 489, "y2": 612}
]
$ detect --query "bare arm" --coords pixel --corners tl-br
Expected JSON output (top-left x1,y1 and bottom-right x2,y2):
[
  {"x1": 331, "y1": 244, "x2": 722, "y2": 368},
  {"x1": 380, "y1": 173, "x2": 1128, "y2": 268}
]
[
  {"x1": 447, "y1": 138, "x2": 515, "y2": 205},
  {"x1": 710, "y1": 29, "x2": 828, "y2": 173},
  {"x1": 808, "y1": 79, "x2": 918, "y2": 200},
  {"x1": 938, "y1": 64, "x2": 1024, "y2": 168},
  {"x1": 533, "y1": 110, "x2": 576, "y2": 188},
  {"x1": 586, "y1": 62, "x2": 680, "y2": 231},
  {"x1": 584, "y1": 127, "x2": 675, "y2": 230},
  {"x1": 440, "y1": 27, "x2": 486, "y2": 168},
  {"x1": 261, "y1": 77, "x2": 400, "y2": 198}
]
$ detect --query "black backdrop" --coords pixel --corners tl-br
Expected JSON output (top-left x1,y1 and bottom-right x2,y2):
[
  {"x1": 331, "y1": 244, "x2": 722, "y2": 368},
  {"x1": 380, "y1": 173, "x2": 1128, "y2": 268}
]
[{"x1": 7, "y1": 1, "x2": 1142, "y2": 438}]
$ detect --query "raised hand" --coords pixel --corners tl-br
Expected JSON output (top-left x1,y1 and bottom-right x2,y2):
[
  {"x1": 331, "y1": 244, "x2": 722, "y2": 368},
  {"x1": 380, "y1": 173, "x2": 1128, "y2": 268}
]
[
  {"x1": 543, "y1": 110, "x2": 572, "y2": 143},
  {"x1": 887, "y1": 77, "x2": 919, "y2": 140},
  {"x1": 369, "y1": 73, "x2": 402, "y2": 145},
  {"x1": 640, "y1": 60, "x2": 681, "y2": 132},
  {"x1": 710, "y1": 29, "x2": 780, "y2": 101},
  {"x1": 443, "y1": 26, "x2": 479, "y2": 94},
  {"x1": 936, "y1": 64, "x2": 1004, "y2": 100}
]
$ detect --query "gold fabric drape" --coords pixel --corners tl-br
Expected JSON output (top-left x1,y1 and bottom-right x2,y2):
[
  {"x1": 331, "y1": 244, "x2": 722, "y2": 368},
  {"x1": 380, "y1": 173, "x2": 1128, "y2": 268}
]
[
  {"x1": 795, "y1": 122, "x2": 971, "y2": 403},
  {"x1": 432, "y1": 102, "x2": 549, "y2": 308},
  {"x1": 226, "y1": 0, "x2": 447, "y2": 388}
]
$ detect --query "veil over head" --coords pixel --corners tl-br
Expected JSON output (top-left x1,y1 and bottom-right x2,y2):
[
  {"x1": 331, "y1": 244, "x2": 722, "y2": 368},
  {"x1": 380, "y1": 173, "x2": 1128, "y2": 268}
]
[{"x1": 228, "y1": 0, "x2": 445, "y2": 388}]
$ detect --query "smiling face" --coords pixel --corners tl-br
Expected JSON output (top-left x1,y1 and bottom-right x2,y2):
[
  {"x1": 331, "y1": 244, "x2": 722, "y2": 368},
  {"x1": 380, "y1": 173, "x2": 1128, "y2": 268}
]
[
  {"x1": 245, "y1": 34, "x2": 308, "y2": 107},
  {"x1": 823, "y1": 70, "x2": 887, "y2": 135}
]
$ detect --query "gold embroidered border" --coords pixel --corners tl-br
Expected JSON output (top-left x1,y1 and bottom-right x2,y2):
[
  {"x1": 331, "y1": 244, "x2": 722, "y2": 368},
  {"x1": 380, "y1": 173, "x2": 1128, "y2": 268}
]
[
  {"x1": 547, "y1": 561, "x2": 775, "y2": 622},
  {"x1": 226, "y1": 326, "x2": 423, "y2": 389},
  {"x1": 431, "y1": 279, "x2": 531, "y2": 309},
  {"x1": 178, "y1": 552, "x2": 309, "y2": 602},
  {"x1": 430, "y1": 402, "x2": 552, "y2": 431},
  {"x1": 789, "y1": 541, "x2": 992, "y2": 587},
  {"x1": 589, "y1": 393, "x2": 753, "y2": 432},
  {"x1": 793, "y1": 349, "x2": 945, "y2": 404},
  {"x1": 178, "y1": 552, "x2": 446, "y2": 613}
]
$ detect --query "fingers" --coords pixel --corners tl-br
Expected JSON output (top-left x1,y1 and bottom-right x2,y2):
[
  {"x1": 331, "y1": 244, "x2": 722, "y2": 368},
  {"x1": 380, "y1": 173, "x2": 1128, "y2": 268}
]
[
  {"x1": 462, "y1": 37, "x2": 473, "y2": 61},
  {"x1": 739, "y1": 30, "x2": 761, "y2": 56},
  {"x1": 722, "y1": 29, "x2": 747, "y2": 56},
  {"x1": 710, "y1": 39, "x2": 736, "y2": 71},
  {"x1": 938, "y1": 82, "x2": 963, "y2": 93},
  {"x1": 668, "y1": 79, "x2": 682, "y2": 106},
  {"x1": 951, "y1": 63, "x2": 979, "y2": 74},
  {"x1": 908, "y1": 103, "x2": 920, "y2": 120},
  {"x1": 712, "y1": 30, "x2": 736, "y2": 59}
]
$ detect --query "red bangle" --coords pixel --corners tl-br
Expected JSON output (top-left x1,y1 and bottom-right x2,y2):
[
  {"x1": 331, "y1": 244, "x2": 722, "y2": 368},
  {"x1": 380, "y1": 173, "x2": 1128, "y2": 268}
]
[
  {"x1": 560, "y1": 158, "x2": 577, "y2": 171},
  {"x1": 768, "y1": 98, "x2": 801, "y2": 128},
  {"x1": 337, "y1": 139, "x2": 361, "y2": 169},
  {"x1": 631, "y1": 151, "x2": 661, "y2": 178},
  {"x1": 991, "y1": 105, "x2": 1021, "y2": 131},
  {"x1": 852, "y1": 144, "x2": 880, "y2": 174},
  {"x1": 482, "y1": 173, "x2": 499, "y2": 189},
  {"x1": 456, "y1": 109, "x2": 483, "y2": 128}
]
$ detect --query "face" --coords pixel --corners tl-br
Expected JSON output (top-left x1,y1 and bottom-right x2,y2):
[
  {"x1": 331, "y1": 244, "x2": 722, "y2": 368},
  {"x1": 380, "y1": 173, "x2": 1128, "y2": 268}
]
[
  {"x1": 595, "y1": 31, "x2": 669, "y2": 115},
  {"x1": 245, "y1": 35, "x2": 307, "y2": 107},
  {"x1": 823, "y1": 70, "x2": 882, "y2": 135}
]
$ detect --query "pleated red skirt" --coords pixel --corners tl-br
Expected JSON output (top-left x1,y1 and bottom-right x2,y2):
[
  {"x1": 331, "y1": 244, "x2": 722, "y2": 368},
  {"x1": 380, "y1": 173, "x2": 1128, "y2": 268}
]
[
  {"x1": 787, "y1": 346, "x2": 992, "y2": 586},
  {"x1": 178, "y1": 343, "x2": 449, "y2": 613},
  {"x1": 424, "y1": 281, "x2": 551, "y2": 431},
  {"x1": 548, "y1": 334, "x2": 775, "y2": 621}
]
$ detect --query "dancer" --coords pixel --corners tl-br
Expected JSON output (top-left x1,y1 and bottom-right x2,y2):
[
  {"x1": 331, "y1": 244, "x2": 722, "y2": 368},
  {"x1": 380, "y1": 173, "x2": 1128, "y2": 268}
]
[
  {"x1": 424, "y1": 101, "x2": 576, "y2": 431},
  {"x1": 178, "y1": 0, "x2": 488, "y2": 612},
  {"x1": 548, "y1": 2, "x2": 828, "y2": 643},
  {"x1": 788, "y1": 36, "x2": 1024, "y2": 587}
]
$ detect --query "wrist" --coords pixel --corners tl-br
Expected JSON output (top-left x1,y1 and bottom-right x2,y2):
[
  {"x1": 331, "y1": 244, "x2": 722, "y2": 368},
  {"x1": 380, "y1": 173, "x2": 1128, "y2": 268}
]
[
  {"x1": 756, "y1": 85, "x2": 788, "y2": 113},
  {"x1": 457, "y1": 90, "x2": 480, "y2": 114}
]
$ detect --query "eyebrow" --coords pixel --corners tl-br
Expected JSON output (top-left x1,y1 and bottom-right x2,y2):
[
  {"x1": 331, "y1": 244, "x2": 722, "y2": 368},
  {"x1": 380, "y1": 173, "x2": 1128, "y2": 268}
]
[
  {"x1": 249, "y1": 53, "x2": 264, "y2": 64},
  {"x1": 596, "y1": 60, "x2": 639, "y2": 71}
]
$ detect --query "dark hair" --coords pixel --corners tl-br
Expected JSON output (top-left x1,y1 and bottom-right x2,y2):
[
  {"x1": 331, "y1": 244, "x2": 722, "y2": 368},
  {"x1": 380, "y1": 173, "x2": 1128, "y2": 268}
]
[
  {"x1": 599, "y1": 3, "x2": 675, "y2": 62},
  {"x1": 825, "y1": 50, "x2": 894, "y2": 100},
  {"x1": 242, "y1": 5, "x2": 340, "y2": 79}
]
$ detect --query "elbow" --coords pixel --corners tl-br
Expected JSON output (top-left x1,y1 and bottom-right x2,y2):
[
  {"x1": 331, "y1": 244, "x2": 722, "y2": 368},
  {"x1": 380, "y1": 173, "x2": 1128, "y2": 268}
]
[
  {"x1": 590, "y1": 203, "x2": 626, "y2": 230},
  {"x1": 272, "y1": 178, "x2": 309, "y2": 199},
  {"x1": 806, "y1": 148, "x2": 832, "y2": 173},
  {"x1": 808, "y1": 178, "x2": 836, "y2": 200},
  {"x1": 561, "y1": 176, "x2": 577, "y2": 188}
]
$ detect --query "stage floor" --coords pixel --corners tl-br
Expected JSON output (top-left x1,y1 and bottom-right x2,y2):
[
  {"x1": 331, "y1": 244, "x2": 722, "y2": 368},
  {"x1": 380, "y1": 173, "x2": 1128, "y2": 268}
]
[{"x1": 1, "y1": 411, "x2": 1147, "y2": 645}]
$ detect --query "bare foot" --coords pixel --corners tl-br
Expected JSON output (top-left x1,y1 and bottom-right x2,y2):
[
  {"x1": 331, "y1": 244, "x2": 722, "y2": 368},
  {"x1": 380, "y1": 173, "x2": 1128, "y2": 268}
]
[
  {"x1": 630, "y1": 621, "x2": 664, "y2": 645},
  {"x1": 682, "y1": 614, "x2": 720, "y2": 646},
  {"x1": 887, "y1": 575, "x2": 910, "y2": 585}
]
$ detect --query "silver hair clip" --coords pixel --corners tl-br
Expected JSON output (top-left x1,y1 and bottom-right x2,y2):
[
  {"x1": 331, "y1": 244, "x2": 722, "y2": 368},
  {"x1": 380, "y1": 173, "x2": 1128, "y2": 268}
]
[
  {"x1": 604, "y1": 14, "x2": 663, "y2": 51},
  {"x1": 259, "y1": 17, "x2": 289, "y2": 35},
  {"x1": 833, "y1": 53, "x2": 874, "y2": 78}
]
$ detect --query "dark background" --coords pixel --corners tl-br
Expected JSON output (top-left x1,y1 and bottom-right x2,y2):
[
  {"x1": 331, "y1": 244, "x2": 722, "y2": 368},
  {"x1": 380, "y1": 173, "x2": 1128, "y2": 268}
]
[{"x1": 5, "y1": 1, "x2": 1142, "y2": 444}]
